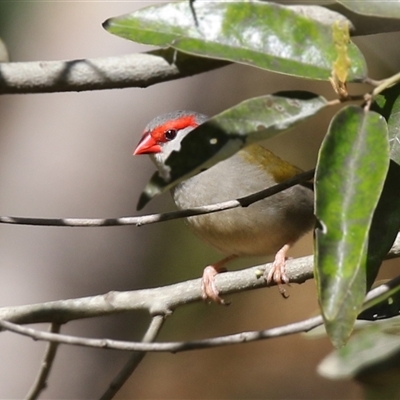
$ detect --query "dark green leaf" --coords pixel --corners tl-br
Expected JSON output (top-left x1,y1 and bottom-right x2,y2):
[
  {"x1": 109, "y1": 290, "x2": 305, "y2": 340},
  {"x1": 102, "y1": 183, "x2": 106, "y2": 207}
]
[
  {"x1": 371, "y1": 83, "x2": 400, "y2": 165},
  {"x1": 137, "y1": 92, "x2": 327, "y2": 210},
  {"x1": 104, "y1": 1, "x2": 367, "y2": 81},
  {"x1": 362, "y1": 277, "x2": 400, "y2": 322},
  {"x1": 359, "y1": 279, "x2": 400, "y2": 321},
  {"x1": 338, "y1": 1, "x2": 400, "y2": 19},
  {"x1": 387, "y1": 92, "x2": 400, "y2": 165},
  {"x1": 366, "y1": 161, "x2": 400, "y2": 288},
  {"x1": 315, "y1": 106, "x2": 389, "y2": 347},
  {"x1": 364, "y1": 86, "x2": 400, "y2": 288}
]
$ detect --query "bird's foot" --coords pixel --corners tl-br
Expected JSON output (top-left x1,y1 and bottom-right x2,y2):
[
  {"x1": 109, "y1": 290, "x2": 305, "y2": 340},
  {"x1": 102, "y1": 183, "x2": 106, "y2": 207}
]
[
  {"x1": 201, "y1": 265, "x2": 226, "y2": 304},
  {"x1": 265, "y1": 244, "x2": 291, "y2": 298},
  {"x1": 201, "y1": 255, "x2": 236, "y2": 305}
]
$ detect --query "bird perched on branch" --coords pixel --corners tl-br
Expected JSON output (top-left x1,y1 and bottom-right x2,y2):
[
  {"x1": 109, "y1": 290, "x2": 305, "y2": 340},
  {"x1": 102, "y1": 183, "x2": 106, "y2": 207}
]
[{"x1": 134, "y1": 110, "x2": 314, "y2": 303}]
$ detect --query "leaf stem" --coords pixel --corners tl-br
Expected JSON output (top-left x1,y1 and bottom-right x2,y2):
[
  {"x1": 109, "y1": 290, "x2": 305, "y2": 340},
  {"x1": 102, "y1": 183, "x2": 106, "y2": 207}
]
[{"x1": 371, "y1": 72, "x2": 400, "y2": 97}]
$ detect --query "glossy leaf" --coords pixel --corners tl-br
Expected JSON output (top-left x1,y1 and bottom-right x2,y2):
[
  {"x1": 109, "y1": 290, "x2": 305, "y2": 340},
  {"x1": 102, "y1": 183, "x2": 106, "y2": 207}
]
[
  {"x1": 365, "y1": 86, "x2": 400, "y2": 287},
  {"x1": 315, "y1": 106, "x2": 389, "y2": 347},
  {"x1": 137, "y1": 92, "x2": 327, "y2": 209},
  {"x1": 338, "y1": 1, "x2": 400, "y2": 19},
  {"x1": 366, "y1": 162, "x2": 400, "y2": 288},
  {"x1": 387, "y1": 87, "x2": 400, "y2": 165},
  {"x1": 104, "y1": 1, "x2": 367, "y2": 81}
]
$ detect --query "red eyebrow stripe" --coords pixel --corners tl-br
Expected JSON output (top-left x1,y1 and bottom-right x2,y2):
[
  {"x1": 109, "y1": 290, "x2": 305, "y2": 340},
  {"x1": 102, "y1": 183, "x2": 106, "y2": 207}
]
[{"x1": 151, "y1": 115, "x2": 198, "y2": 142}]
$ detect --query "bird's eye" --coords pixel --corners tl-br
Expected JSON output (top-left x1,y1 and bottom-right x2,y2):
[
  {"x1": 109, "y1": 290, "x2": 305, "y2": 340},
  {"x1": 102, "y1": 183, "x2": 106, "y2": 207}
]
[{"x1": 165, "y1": 129, "x2": 177, "y2": 141}]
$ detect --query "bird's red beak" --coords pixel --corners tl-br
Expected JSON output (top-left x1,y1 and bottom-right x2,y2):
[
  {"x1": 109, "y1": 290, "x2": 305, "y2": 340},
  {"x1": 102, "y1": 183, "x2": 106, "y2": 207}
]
[{"x1": 133, "y1": 133, "x2": 161, "y2": 155}]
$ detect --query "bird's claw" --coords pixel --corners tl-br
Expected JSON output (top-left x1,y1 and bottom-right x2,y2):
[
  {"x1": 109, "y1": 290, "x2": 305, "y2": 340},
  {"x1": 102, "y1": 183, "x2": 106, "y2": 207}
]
[
  {"x1": 265, "y1": 244, "x2": 291, "y2": 298},
  {"x1": 201, "y1": 265, "x2": 229, "y2": 305}
]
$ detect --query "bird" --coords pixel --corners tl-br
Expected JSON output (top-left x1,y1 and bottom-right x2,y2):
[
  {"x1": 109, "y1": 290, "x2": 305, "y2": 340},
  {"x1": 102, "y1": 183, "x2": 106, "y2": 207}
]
[{"x1": 134, "y1": 110, "x2": 314, "y2": 303}]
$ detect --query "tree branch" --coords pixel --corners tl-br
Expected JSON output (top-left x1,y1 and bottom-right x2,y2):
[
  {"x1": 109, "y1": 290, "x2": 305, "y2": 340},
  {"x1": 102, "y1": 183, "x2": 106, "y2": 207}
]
[
  {"x1": 0, "y1": 314, "x2": 324, "y2": 353},
  {"x1": 25, "y1": 323, "x2": 61, "y2": 400},
  {"x1": 0, "y1": 169, "x2": 314, "y2": 228},
  {"x1": 2, "y1": 271, "x2": 400, "y2": 354},
  {"x1": 0, "y1": 253, "x2": 315, "y2": 325},
  {"x1": 0, "y1": 232, "x2": 399, "y2": 327},
  {"x1": 0, "y1": 49, "x2": 227, "y2": 95},
  {"x1": 100, "y1": 315, "x2": 165, "y2": 400}
]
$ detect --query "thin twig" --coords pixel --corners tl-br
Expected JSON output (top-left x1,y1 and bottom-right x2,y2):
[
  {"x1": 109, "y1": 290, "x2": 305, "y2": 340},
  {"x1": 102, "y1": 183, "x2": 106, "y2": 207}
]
[
  {"x1": 188, "y1": 0, "x2": 199, "y2": 26},
  {"x1": 100, "y1": 315, "x2": 165, "y2": 400},
  {"x1": 0, "y1": 315, "x2": 324, "y2": 352},
  {"x1": 0, "y1": 169, "x2": 315, "y2": 228},
  {"x1": 25, "y1": 323, "x2": 61, "y2": 400},
  {"x1": 363, "y1": 77, "x2": 383, "y2": 87},
  {"x1": 372, "y1": 71, "x2": 400, "y2": 97}
]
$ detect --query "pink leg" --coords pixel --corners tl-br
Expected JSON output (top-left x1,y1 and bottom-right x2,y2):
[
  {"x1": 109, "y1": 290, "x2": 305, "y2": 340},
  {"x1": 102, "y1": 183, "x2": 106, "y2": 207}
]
[
  {"x1": 201, "y1": 255, "x2": 237, "y2": 304},
  {"x1": 266, "y1": 243, "x2": 291, "y2": 298}
]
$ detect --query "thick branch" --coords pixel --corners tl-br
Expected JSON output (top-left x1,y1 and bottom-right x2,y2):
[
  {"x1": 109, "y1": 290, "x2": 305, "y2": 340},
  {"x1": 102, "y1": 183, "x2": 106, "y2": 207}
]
[
  {"x1": 0, "y1": 254, "x2": 315, "y2": 325},
  {"x1": 2, "y1": 272, "x2": 400, "y2": 353},
  {"x1": 0, "y1": 49, "x2": 227, "y2": 94},
  {"x1": 0, "y1": 232, "x2": 399, "y2": 326}
]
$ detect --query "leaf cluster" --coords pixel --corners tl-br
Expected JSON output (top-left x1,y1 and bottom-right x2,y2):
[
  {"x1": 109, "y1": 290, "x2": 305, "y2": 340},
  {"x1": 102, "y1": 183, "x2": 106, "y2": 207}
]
[{"x1": 104, "y1": 0, "x2": 400, "y2": 353}]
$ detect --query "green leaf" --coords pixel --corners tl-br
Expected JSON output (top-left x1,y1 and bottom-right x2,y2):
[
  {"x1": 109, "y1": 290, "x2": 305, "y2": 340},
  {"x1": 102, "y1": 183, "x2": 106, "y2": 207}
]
[
  {"x1": 372, "y1": 84, "x2": 400, "y2": 165},
  {"x1": 367, "y1": 85, "x2": 400, "y2": 287},
  {"x1": 366, "y1": 162, "x2": 400, "y2": 288},
  {"x1": 318, "y1": 317, "x2": 400, "y2": 380},
  {"x1": 315, "y1": 106, "x2": 389, "y2": 347},
  {"x1": 150, "y1": 47, "x2": 230, "y2": 79},
  {"x1": 387, "y1": 88, "x2": 400, "y2": 165},
  {"x1": 364, "y1": 85, "x2": 400, "y2": 287},
  {"x1": 359, "y1": 279, "x2": 400, "y2": 321},
  {"x1": 137, "y1": 91, "x2": 327, "y2": 210},
  {"x1": 104, "y1": 1, "x2": 367, "y2": 81},
  {"x1": 338, "y1": 1, "x2": 400, "y2": 19}
]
